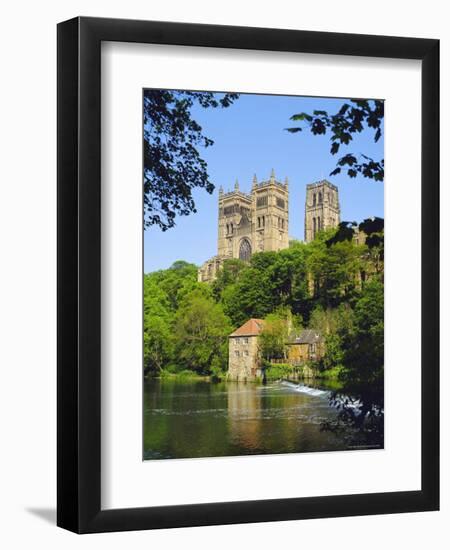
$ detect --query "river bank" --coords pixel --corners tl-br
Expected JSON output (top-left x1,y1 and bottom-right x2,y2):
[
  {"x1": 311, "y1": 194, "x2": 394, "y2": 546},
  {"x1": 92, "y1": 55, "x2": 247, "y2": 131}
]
[{"x1": 146, "y1": 367, "x2": 345, "y2": 394}]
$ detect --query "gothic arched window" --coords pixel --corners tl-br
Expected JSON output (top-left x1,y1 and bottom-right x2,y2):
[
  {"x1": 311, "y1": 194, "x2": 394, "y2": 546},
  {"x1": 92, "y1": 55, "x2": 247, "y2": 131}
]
[
  {"x1": 318, "y1": 192, "x2": 322, "y2": 204},
  {"x1": 313, "y1": 217, "x2": 316, "y2": 235},
  {"x1": 313, "y1": 193, "x2": 317, "y2": 206},
  {"x1": 239, "y1": 239, "x2": 252, "y2": 262}
]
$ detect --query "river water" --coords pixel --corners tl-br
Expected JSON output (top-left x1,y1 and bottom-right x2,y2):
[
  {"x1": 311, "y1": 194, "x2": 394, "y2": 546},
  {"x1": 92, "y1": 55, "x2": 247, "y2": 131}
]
[{"x1": 144, "y1": 379, "x2": 363, "y2": 460}]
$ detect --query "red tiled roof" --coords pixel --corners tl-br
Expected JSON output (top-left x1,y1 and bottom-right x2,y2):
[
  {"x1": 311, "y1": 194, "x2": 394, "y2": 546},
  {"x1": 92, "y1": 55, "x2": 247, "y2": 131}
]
[{"x1": 229, "y1": 318, "x2": 265, "y2": 337}]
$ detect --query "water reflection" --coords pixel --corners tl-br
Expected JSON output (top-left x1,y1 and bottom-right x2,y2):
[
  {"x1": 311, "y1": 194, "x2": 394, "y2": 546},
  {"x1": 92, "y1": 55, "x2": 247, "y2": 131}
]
[{"x1": 143, "y1": 379, "x2": 365, "y2": 460}]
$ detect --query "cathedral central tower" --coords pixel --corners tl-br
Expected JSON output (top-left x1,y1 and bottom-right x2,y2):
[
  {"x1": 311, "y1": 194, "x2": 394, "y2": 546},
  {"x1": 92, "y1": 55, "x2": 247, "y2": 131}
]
[{"x1": 304, "y1": 180, "x2": 340, "y2": 242}]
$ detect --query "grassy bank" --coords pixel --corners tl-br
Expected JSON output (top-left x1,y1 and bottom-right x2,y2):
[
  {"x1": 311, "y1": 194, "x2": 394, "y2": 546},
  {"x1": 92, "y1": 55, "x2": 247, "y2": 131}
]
[{"x1": 146, "y1": 369, "x2": 212, "y2": 381}]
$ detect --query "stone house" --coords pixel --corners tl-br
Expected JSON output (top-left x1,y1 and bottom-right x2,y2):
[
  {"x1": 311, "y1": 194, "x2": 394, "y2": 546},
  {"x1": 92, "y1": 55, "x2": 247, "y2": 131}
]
[
  {"x1": 227, "y1": 319, "x2": 265, "y2": 381},
  {"x1": 286, "y1": 329, "x2": 324, "y2": 365},
  {"x1": 228, "y1": 320, "x2": 325, "y2": 380}
]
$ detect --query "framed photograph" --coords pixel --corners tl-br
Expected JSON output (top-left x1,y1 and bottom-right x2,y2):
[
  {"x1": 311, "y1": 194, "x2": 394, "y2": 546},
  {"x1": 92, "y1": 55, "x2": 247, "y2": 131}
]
[{"x1": 57, "y1": 17, "x2": 439, "y2": 533}]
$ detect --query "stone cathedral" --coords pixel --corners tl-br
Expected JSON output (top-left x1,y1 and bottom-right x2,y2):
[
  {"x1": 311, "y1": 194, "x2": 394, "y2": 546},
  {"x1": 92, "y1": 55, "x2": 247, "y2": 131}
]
[{"x1": 198, "y1": 172, "x2": 340, "y2": 283}]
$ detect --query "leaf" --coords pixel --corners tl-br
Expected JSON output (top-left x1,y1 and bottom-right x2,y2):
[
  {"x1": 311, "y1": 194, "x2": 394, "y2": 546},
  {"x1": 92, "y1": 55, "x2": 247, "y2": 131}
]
[
  {"x1": 330, "y1": 167, "x2": 341, "y2": 176},
  {"x1": 338, "y1": 154, "x2": 357, "y2": 167},
  {"x1": 313, "y1": 110, "x2": 328, "y2": 116},
  {"x1": 285, "y1": 127, "x2": 303, "y2": 133},
  {"x1": 311, "y1": 119, "x2": 326, "y2": 135},
  {"x1": 331, "y1": 142, "x2": 340, "y2": 155},
  {"x1": 374, "y1": 128, "x2": 381, "y2": 142},
  {"x1": 290, "y1": 113, "x2": 313, "y2": 122},
  {"x1": 338, "y1": 103, "x2": 350, "y2": 115}
]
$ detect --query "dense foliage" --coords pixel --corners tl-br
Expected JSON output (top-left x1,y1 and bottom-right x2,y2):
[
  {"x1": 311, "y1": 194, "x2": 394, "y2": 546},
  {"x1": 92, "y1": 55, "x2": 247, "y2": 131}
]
[{"x1": 144, "y1": 222, "x2": 384, "y2": 441}]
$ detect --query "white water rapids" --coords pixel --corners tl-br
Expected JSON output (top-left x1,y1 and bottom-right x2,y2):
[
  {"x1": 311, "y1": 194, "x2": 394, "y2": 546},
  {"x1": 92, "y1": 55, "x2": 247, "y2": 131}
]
[{"x1": 279, "y1": 380, "x2": 363, "y2": 412}]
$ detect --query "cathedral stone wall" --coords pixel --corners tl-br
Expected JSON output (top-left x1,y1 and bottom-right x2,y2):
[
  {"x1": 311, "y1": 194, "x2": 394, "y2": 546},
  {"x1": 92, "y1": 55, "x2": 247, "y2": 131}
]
[{"x1": 198, "y1": 174, "x2": 342, "y2": 282}]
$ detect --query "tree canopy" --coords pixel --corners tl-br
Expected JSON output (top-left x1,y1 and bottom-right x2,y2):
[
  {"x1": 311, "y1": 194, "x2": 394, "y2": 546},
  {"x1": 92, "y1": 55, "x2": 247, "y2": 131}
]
[
  {"x1": 143, "y1": 90, "x2": 238, "y2": 231},
  {"x1": 286, "y1": 99, "x2": 384, "y2": 182}
]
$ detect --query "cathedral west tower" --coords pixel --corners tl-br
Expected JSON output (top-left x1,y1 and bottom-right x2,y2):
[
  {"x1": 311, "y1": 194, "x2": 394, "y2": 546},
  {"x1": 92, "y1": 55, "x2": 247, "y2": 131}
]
[{"x1": 199, "y1": 170, "x2": 289, "y2": 282}]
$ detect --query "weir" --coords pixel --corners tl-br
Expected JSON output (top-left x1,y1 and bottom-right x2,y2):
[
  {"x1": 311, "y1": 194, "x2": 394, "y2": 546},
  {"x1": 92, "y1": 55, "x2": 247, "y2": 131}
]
[{"x1": 280, "y1": 380, "x2": 330, "y2": 397}]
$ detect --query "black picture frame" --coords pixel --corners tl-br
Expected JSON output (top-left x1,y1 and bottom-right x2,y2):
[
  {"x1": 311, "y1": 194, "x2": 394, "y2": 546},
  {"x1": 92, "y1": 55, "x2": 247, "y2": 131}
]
[{"x1": 57, "y1": 16, "x2": 439, "y2": 533}]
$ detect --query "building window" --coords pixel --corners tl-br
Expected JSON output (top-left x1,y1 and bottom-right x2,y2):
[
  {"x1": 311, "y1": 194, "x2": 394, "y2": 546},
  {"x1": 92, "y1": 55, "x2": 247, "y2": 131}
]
[
  {"x1": 318, "y1": 191, "x2": 322, "y2": 204},
  {"x1": 313, "y1": 217, "x2": 316, "y2": 235},
  {"x1": 243, "y1": 350, "x2": 249, "y2": 357},
  {"x1": 235, "y1": 350, "x2": 240, "y2": 357},
  {"x1": 256, "y1": 195, "x2": 268, "y2": 208},
  {"x1": 239, "y1": 238, "x2": 252, "y2": 262},
  {"x1": 313, "y1": 193, "x2": 316, "y2": 206},
  {"x1": 243, "y1": 337, "x2": 248, "y2": 344},
  {"x1": 257, "y1": 217, "x2": 261, "y2": 228}
]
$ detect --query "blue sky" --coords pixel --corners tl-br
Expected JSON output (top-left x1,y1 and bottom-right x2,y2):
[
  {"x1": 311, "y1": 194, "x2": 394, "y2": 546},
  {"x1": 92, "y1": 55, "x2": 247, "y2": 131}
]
[{"x1": 144, "y1": 92, "x2": 384, "y2": 273}]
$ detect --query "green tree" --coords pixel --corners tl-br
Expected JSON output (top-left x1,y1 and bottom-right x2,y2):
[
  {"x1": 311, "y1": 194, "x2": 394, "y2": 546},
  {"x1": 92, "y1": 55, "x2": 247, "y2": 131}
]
[
  {"x1": 259, "y1": 310, "x2": 293, "y2": 361},
  {"x1": 143, "y1": 275, "x2": 174, "y2": 374},
  {"x1": 330, "y1": 278, "x2": 384, "y2": 443},
  {"x1": 309, "y1": 304, "x2": 354, "y2": 371},
  {"x1": 307, "y1": 233, "x2": 363, "y2": 307},
  {"x1": 144, "y1": 316, "x2": 173, "y2": 375},
  {"x1": 218, "y1": 247, "x2": 310, "y2": 326},
  {"x1": 154, "y1": 261, "x2": 198, "y2": 311},
  {"x1": 211, "y1": 258, "x2": 246, "y2": 301},
  {"x1": 144, "y1": 90, "x2": 238, "y2": 231},
  {"x1": 221, "y1": 267, "x2": 275, "y2": 327},
  {"x1": 173, "y1": 289, "x2": 232, "y2": 375}
]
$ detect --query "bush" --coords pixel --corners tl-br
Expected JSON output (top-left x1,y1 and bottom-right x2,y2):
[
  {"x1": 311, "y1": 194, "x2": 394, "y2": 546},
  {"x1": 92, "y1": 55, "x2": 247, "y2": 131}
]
[
  {"x1": 159, "y1": 369, "x2": 205, "y2": 380},
  {"x1": 264, "y1": 362, "x2": 294, "y2": 381},
  {"x1": 318, "y1": 365, "x2": 344, "y2": 380}
]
